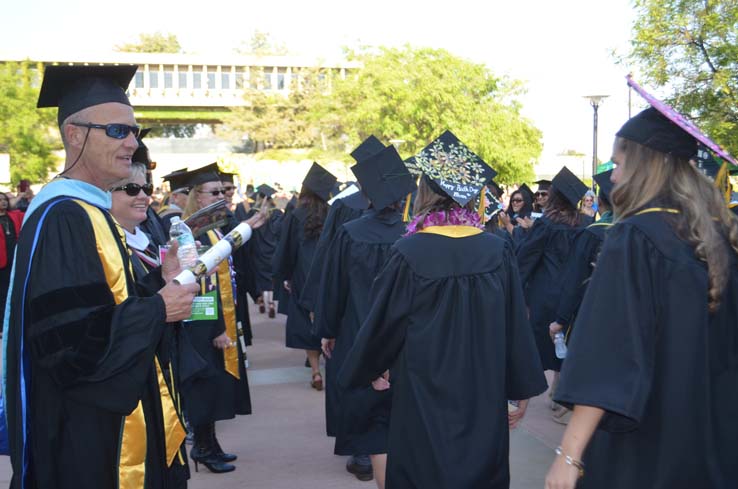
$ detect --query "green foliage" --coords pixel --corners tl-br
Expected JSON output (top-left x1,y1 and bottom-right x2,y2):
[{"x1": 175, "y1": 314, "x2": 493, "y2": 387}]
[
  {"x1": 234, "y1": 31, "x2": 289, "y2": 56},
  {"x1": 628, "y1": 0, "x2": 738, "y2": 155},
  {"x1": 319, "y1": 46, "x2": 541, "y2": 184},
  {"x1": 0, "y1": 61, "x2": 60, "y2": 184},
  {"x1": 116, "y1": 32, "x2": 182, "y2": 53}
]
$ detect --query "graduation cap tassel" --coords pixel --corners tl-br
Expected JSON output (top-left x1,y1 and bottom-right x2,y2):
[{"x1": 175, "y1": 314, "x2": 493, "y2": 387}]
[
  {"x1": 402, "y1": 192, "x2": 413, "y2": 222},
  {"x1": 477, "y1": 188, "x2": 487, "y2": 222},
  {"x1": 714, "y1": 161, "x2": 731, "y2": 204}
]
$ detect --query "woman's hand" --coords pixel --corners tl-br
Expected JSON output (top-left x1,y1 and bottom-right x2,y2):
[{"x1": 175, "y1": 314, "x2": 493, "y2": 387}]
[
  {"x1": 549, "y1": 321, "x2": 564, "y2": 342},
  {"x1": 212, "y1": 332, "x2": 234, "y2": 350},
  {"x1": 321, "y1": 338, "x2": 335, "y2": 359},
  {"x1": 508, "y1": 398, "x2": 529, "y2": 429},
  {"x1": 371, "y1": 371, "x2": 391, "y2": 391},
  {"x1": 518, "y1": 216, "x2": 534, "y2": 229},
  {"x1": 499, "y1": 212, "x2": 514, "y2": 233},
  {"x1": 245, "y1": 205, "x2": 269, "y2": 229},
  {"x1": 283, "y1": 280, "x2": 292, "y2": 293},
  {"x1": 545, "y1": 455, "x2": 581, "y2": 489}
]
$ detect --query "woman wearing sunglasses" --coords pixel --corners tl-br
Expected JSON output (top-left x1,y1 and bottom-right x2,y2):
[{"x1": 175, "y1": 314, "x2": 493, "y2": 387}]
[
  {"x1": 177, "y1": 164, "x2": 264, "y2": 475},
  {"x1": 109, "y1": 162, "x2": 189, "y2": 487}
]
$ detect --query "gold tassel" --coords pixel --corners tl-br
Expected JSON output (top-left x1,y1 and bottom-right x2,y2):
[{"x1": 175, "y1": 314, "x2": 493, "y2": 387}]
[
  {"x1": 402, "y1": 193, "x2": 412, "y2": 222},
  {"x1": 477, "y1": 188, "x2": 486, "y2": 222},
  {"x1": 715, "y1": 161, "x2": 731, "y2": 204}
]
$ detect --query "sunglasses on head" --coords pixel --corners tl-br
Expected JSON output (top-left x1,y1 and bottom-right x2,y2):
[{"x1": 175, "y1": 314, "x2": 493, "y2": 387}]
[
  {"x1": 112, "y1": 183, "x2": 154, "y2": 196},
  {"x1": 71, "y1": 122, "x2": 141, "y2": 139},
  {"x1": 198, "y1": 189, "x2": 226, "y2": 196}
]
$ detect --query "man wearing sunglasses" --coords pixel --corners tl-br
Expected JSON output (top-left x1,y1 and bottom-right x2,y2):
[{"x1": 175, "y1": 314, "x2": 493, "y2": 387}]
[{"x1": 2, "y1": 65, "x2": 200, "y2": 489}]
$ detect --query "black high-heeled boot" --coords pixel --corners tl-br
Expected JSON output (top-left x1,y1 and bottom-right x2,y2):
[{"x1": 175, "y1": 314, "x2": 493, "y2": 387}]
[
  {"x1": 210, "y1": 423, "x2": 237, "y2": 462},
  {"x1": 190, "y1": 424, "x2": 235, "y2": 474}
]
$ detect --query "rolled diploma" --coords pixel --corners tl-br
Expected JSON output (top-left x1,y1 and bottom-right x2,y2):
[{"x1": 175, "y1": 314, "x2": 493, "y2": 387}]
[{"x1": 174, "y1": 223, "x2": 252, "y2": 285}]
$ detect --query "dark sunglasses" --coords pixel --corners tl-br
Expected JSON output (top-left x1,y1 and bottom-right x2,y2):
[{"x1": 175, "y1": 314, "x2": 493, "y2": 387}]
[
  {"x1": 112, "y1": 183, "x2": 154, "y2": 196},
  {"x1": 198, "y1": 189, "x2": 226, "y2": 196},
  {"x1": 223, "y1": 185, "x2": 236, "y2": 192},
  {"x1": 535, "y1": 191, "x2": 549, "y2": 197},
  {"x1": 511, "y1": 198, "x2": 524, "y2": 203},
  {"x1": 71, "y1": 122, "x2": 141, "y2": 139}
]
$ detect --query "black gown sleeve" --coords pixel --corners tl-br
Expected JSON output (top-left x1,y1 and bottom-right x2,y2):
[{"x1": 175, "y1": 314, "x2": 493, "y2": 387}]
[
  {"x1": 503, "y1": 244, "x2": 548, "y2": 400},
  {"x1": 313, "y1": 228, "x2": 352, "y2": 339},
  {"x1": 515, "y1": 218, "x2": 547, "y2": 286},
  {"x1": 26, "y1": 203, "x2": 167, "y2": 415},
  {"x1": 338, "y1": 250, "x2": 414, "y2": 389},
  {"x1": 272, "y1": 211, "x2": 298, "y2": 284},
  {"x1": 554, "y1": 230, "x2": 601, "y2": 326},
  {"x1": 555, "y1": 223, "x2": 658, "y2": 431}
]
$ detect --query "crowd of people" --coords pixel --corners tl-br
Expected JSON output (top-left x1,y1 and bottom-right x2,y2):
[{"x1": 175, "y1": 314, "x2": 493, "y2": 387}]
[{"x1": 0, "y1": 63, "x2": 736, "y2": 489}]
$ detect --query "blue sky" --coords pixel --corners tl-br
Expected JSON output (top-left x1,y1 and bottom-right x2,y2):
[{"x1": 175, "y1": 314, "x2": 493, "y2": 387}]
[{"x1": 3, "y1": 0, "x2": 645, "y2": 165}]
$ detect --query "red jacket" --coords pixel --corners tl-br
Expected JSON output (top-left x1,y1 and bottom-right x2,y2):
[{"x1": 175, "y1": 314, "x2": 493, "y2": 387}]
[{"x1": 0, "y1": 210, "x2": 24, "y2": 269}]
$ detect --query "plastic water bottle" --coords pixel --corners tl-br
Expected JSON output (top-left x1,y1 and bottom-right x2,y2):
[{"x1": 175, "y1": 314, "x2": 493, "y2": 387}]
[
  {"x1": 554, "y1": 332, "x2": 567, "y2": 359},
  {"x1": 169, "y1": 216, "x2": 198, "y2": 269}
]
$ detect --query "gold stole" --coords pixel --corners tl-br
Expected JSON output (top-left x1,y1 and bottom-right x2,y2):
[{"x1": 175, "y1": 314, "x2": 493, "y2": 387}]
[
  {"x1": 417, "y1": 225, "x2": 484, "y2": 238},
  {"x1": 75, "y1": 201, "x2": 185, "y2": 489},
  {"x1": 206, "y1": 230, "x2": 240, "y2": 379}
]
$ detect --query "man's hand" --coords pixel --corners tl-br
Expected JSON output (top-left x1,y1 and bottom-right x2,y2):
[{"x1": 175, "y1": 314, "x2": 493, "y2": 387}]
[
  {"x1": 321, "y1": 338, "x2": 335, "y2": 359},
  {"x1": 371, "y1": 371, "x2": 391, "y2": 391},
  {"x1": 283, "y1": 280, "x2": 291, "y2": 293},
  {"x1": 212, "y1": 332, "x2": 233, "y2": 350},
  {"x1": 549, "y1": 322, "x2": 564, "y2": 342},
  {"x1": 508, "y1": 399, "x2": 529, "y2": 429},
  {"x1": 161, "y1": 240, "x2": 182, "y2": 283},
  {"x1": 157, "y1": 281, "x2": 199, "y2": 322},
  {"x1": 245, "y1": 206, "x2": 269, "y2": 229}
]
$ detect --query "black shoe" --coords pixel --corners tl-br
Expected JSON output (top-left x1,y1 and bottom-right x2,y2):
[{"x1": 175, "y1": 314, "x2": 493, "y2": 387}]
[
  {"x1": 346, "y1": 455, "x2": 373, "y2": 481},
  {"x1": 191, "y1": 449, "x2": 236, "y2": 474},
  {"x1": 212, "y1": 437, "x2": 237, "y2": 463}
]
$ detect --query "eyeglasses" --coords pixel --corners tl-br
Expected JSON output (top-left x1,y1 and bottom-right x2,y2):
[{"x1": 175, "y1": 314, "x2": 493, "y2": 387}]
[
  {"x1": 71, "y1": 122, "x2": 141, "y2": 139},
  {"x1": 223, "y1": 186, "x2": 236, "y2": 192},
  {"x1": 111, "y1": 183, "x2": 154, "y2": 196},
  {"x1": 198, "y1": 189, "x2": 226, "y2": 196},
  {"x1": 511, "y1": 198, "x2": 524, "y2": 203},
  {"x1": 535, "y1": 191, "x2": 549, "y2": 197}
]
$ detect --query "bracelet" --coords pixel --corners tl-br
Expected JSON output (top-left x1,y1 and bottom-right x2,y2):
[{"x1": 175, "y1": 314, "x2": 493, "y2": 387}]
[{"x1": 555, "y1": 446, "x2": 585, "y2": 478}]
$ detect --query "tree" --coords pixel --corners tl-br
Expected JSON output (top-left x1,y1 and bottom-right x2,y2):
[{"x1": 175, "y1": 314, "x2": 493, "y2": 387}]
[
  {"x1": 0, "y1": 61, "x2": 60, "y2": 184},
  {"x1": 116, "y1": 32, "x2": 182, "y2": 53},
  {"x1": 628, "y1": 0, "x2": 738, "y2": 155},
  {"x1": 324, "y1": 46, "x2": 542, "y2": 184},
  {"x1": 234, "y1": 31, "x2": 288, "y2": 56}
]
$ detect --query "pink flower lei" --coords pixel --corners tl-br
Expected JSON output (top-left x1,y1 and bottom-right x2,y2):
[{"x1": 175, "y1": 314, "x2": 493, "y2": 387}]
[{"x1": 404, "y1": 207, "x2": 483, "y2": 236}]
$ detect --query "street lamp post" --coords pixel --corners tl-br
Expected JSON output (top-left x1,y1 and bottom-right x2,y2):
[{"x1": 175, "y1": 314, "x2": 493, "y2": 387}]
[{"x1": 584, "y1": 95, "x2": 609, "y2": 189}]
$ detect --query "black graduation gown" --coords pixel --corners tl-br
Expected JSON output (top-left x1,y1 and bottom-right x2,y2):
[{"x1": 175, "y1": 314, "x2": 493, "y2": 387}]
[
  {"x1": 246, "y1": 209, "x2": 283, "y2": 295},
  {"x1": 554, "y1": 217, "x2": 612, "y2": 330},
  {"x1": 314, "y1": 208, "x2": 405, "y2": 451},
  {"x1": 272, "y1": 207, "x2": 321, "y2": 350},
  {"x1": 141, "y1": 206, "x2": 169, "y2": 247},
  {"x1": 516, "y1": 216, "x2": 581, "y2": 371},
  {"x1": 159, "y1": 208, "x2": 183, "y2": 235},
  {"x1": 298, "y1": 194, "x2": 367, "y2": 312},
  {"x1": 180, "y1": 229, "x2": 252, "y2": 427},
  {"x1": 555, "y1": 211, "x2": 738, "y2": 489},
  {"x1": 4, "y1": 198, "x2": 179, "y2": 489},
  {"x1": 340, "y1": 229, "x2": 547, "y2": 489}
]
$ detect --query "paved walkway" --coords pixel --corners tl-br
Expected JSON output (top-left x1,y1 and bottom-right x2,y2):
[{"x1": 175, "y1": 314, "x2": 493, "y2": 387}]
[{"x1": 0, "y1": 301, "x2": 565, "y2": 488}]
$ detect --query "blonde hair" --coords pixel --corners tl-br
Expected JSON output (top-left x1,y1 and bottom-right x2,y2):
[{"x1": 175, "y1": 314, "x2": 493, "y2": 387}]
[
  {"x1": 612, "y1": 137, "x2": 738, "y2": 312},
  {"x1": 182, "y1": 184, "x2": 204, "y2": 219}
]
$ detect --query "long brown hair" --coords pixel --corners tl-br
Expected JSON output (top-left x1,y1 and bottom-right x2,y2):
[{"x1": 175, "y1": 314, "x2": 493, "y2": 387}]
[
  {"x1": 411, "y1": 177, "x2": 476, "y2": 231},
  {"x1": 612, "y1": 137, "x2": 738, "y2": 312},
  {"x1": 544, "y1": 188, "x2": 580, "y2": 227},
  {"x1": 298, "y1": 186, "x2": 328, "y2": 240}
]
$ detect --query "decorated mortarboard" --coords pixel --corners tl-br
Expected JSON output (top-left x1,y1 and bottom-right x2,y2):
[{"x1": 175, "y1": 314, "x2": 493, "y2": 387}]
[
  {"x1": 518, "y1": 184, "x2": 535, "y2": 203},
  {"x1": 351, "y1": 146, "x2": 418, "y2": 210},
  {"x1": 487, "y1": 180, "x2": 503, "y2": 198},
  {"x1": 257, "y1": 184, "x2": 277, "y2": 198},
  {"x1": 184, "y1": 162, "x2": 222, "y2": 187},
  {"x1": 162, "y1": 168, "x2": 190, "y2": 193},
  {"x1": 302, "y1": 162, "x2": 338, "y2": 201},
  {"x1": 623, "y1": 75, "x2": 737, "y2": 165},
  {"x1": 534, "y1": 179, "x2": 552, "y2": 192},
  {"x1": 403, "y1": 156, "x2": 423, "y2": 176},
  {"x1": 552, "y1": 167, "x2": 588, "y2": 207},
  {"x1": 37, "y1": 64, "x2": 138, "y2": 126},
  {"x1": 350, "y1": 135, "x2": 385, "y2": 163},
  {"x1": 132, "y1": 128, "x2": 154, "y2": 169},
  {"x1": 414, "y1": 130, "x2": 497, "y2": 206},
  {"x1": 593, "y1": 169, "x2": 614, "y2": 202}
]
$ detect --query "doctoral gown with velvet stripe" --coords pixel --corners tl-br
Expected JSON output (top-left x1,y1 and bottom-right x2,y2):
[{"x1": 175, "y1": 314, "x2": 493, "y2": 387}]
[
  {"x1": 516, "y1": 216, "x2": 581, "y2": 371},
  {"x1": 314, "y1": 208, "x2": 405, "y2": 450},
  {"x1": 340, "y1": 229, "x2": 547, "y2": 489},
  {"x1": 555, "y1": 210, "x2": 738, "y2": 489},
  {"x1": 272, "y1": 207, "x2": 321, "y2": 350},
  {"x1": 4, "y1": 198, "x2": 179, "y2": 489}
]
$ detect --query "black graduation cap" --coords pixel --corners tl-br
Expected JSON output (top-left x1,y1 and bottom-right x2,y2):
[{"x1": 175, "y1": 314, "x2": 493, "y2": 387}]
[
  {"x1": 616, "y1": 107, "x2": 697, "y2": 159},
  {"x1": 534, "y1": 179, "x2": 552, "y2": 192},
  {"x1": 37, "y1": 64, "x2": 138, "y2": 126},
  {"x1": 487, "y1": 180, "x2": 503, "y2": 199},
  {"x1": 552, "y1": 167, "x2": 588, "y2": 207},
  {"x1": 518, "y1": 183, "x2": 535, "y2": 203},
  {"x1": 302, "y1": 162, "x2": 338, "y2": 201},
  {"x1": 257, "y1": 184, "x2": 277, "y2": 198},
  {"x1": 414, "y1": 130, "x2": 497, "y2": 206},
  {"x1": 351, "y1": 146, "x2": 418, "y2": 210},
  {"x1": 162, "y1": 168, "x2": 190, "y2": 193},
  {"x1": 132, "y1": 128, "x2": 155, "y2": 170},
  {"x1": 350, "y1": 135, "x2": 385, "y2": 162},
  {"x1": 694, "y1": 144, "x2": 721, "y2": 179},
  {"x1": 403, "y1": 156, "x2": 423, "y2": 176},
  {"x1": 593, "y1": 170, "x2": 614, "y2": 202},
  {"x1": 219, "y1": 172, "x2": 236, "y2": 184},
  {"x1": 184, "y1": 162, "x2": 222, "y2": 187}
]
